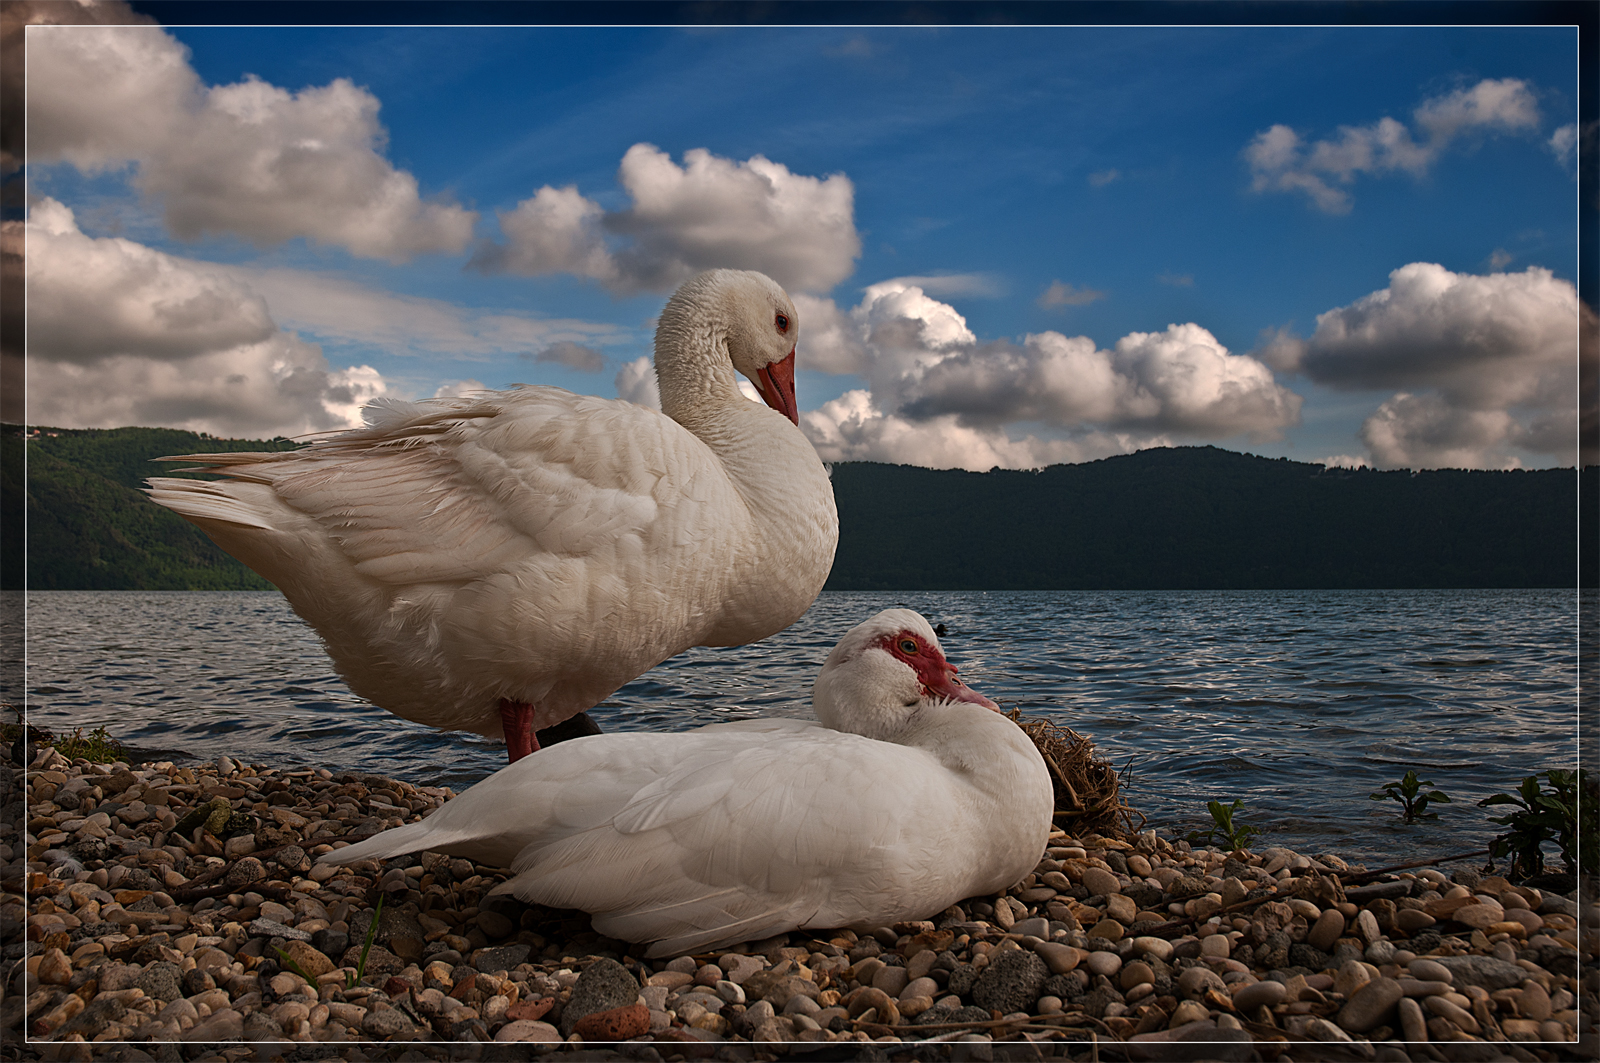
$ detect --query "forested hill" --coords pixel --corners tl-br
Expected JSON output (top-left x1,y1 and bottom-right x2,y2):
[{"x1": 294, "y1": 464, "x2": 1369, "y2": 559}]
[
  {"x1": 3, "y1": 425, "x2": 298, "y2": 590},
  {"x1": 3, "y1": 425, "x2": 1592, "y2": 590},
  {"x1": 825, "y1": 449, "x2": 1593, "y2": 590}
]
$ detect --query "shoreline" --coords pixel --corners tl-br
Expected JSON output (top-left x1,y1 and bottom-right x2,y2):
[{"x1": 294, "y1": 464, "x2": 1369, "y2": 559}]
[{"x1": 3, "y1": 742, "x2": 1596, "y2": 1061}]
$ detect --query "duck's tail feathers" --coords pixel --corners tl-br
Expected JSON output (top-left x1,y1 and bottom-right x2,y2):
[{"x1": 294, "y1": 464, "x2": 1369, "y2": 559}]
[
  {"x1": 317, "y1": 819, "x2": 442, "y2": 867},
  {"x1": 145, "y1": 477, "x2": 277, "y2": 530}
]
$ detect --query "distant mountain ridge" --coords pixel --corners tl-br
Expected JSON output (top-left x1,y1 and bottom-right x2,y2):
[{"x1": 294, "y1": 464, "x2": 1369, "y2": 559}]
[
  {"x1": 4, "y1": 425, "x2": 1592, "y2": 591},
  {"x1": 826, "y1": 448, "x2": 1593, "y2": 590}
]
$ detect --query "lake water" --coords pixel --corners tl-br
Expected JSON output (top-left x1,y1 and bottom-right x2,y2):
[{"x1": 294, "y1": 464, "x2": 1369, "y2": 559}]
[{"x1": 11, "y1": 588, "x2": 1588, "y2": 867}]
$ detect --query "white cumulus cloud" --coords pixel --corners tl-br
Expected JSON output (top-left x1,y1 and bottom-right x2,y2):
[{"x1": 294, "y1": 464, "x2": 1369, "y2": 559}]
[
  {"x1": 795, "y1": 280, "x2": 1300, "y2": 471},
  {"x1": 1273, "y1": 262, "x2": 1586, "y2": 468},
  {"x1": 25, "y1": 198, "x2": 392, "y2": 437},
  {"x1": 613, "y1": 356, "x2": 660, "y2": 410},
  {"x1": 26, "y1": 25, "x2": 475, "y2": 260},
  {"x1": 803, "y1": 389, "x2": 1156, "y2": 472},
  {"x1": 433, "y1": 379, "x2": 489, "y2": 399},
  {"x1": 1245, "y1": 78, "x2": 1544, "y2": 213},
  {"x1": 473, "y1": 143, "x2": 859, "y2": 295}
]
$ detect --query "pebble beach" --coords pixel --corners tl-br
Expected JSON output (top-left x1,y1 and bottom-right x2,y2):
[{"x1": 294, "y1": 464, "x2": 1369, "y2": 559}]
[{"x1": 4, "y1": 742, "x2": 1596, "y2": 1062}]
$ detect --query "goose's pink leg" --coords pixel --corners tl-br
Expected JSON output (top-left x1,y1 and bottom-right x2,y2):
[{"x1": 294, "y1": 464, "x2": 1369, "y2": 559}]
[{"x1": 499, "y1": 699, "x2": 538, "y2": 763}]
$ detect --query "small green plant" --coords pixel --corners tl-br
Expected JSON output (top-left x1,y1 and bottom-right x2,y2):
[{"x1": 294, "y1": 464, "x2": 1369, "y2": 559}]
[
  {"x1": 52, "y1": 726, "x2": 126, "y2": 764},
  {"x1": 272, "y1": 893, "x2": 383, "y2": 989},
  {"x1": 1370, "y1": 770, "x2": 1452, "y2": 823},
  {"x1": 350, "y1": 893, "x2": 384, "y2": 988},
  {"x1": 1186, "y1": 798, "x2": 1262, "y2": 851},
  {"x1": 1481, "y1": 769, "x2": 1595, "y2": 880}
]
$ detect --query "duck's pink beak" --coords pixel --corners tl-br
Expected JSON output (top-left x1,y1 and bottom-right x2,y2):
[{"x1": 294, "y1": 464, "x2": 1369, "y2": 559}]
[
  {"x1": 922, "y1": 662, "x2": 1001, "y2": 712},
  {"x1": 754, "y1": 349, "x2": 799, "y2": 425}
]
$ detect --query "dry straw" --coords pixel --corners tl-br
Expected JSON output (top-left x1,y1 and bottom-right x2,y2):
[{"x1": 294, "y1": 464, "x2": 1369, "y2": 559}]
[{"x1": 1006, "y1": 709, "x2": 1145, "y2": 840}]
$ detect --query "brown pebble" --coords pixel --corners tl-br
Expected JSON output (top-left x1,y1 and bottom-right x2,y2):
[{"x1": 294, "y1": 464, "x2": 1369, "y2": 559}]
[
  {"x1": 572, "y1": 1002, "x2": 649, "y2": 1040},
  {"x1": 1307, "y1": 909, "x2": 1346, "y2": 951},
  {"x1": 1119, "y1": 960, "x2": 1154, "y2": 991},
  {"x1": 282, "y1": 940, "x2": 335, "y2": 979},
  {"x1": 506, "y1": 996, "x2": 555, "y2": 1022}
]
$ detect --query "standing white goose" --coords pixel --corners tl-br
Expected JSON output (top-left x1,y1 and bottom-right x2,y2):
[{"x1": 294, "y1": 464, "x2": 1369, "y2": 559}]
[
  {"x1": 320, "y1": 609, "x2": 1054, "y2": 958},
  {"x1": 146, "y1": 270, "x2": 838, "y2": 762}
]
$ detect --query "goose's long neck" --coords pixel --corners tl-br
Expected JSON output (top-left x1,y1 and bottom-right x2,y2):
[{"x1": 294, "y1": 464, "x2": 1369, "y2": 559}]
[
  {"x1": 653, "y1": 286, "x2": 744, "y2": 427},
  {"x1": 653, "y1": 289, "x2": 837, "y2": 645}
]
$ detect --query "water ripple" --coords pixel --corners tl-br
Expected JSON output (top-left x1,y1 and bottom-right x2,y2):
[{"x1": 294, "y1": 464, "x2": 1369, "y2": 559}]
[{"x1": 17, "y1": 587, "x2": 1584, "y2": 864}]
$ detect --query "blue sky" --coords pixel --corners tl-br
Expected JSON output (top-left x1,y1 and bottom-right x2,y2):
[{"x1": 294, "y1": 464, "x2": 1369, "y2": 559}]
[{"x1": 19, "y1": 11, "x2": 1590, "y2": 470}]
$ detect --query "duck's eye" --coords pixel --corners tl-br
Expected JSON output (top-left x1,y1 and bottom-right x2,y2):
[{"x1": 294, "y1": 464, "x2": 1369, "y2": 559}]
[
  {"x1": 775, "y1": 313, "x2": 790, "y2": 332},
  {"x1": 898, "y1": 638, "x2": 918, "y2": 654}
]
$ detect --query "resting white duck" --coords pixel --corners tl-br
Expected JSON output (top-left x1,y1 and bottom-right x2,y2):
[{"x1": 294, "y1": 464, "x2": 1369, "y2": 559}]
[
  {"x1": 319, "y1": 609, "x2": 1054, "y2": 958},
  {"x1": 145, "y1": 269, "x2": 838, "y2": 762}
]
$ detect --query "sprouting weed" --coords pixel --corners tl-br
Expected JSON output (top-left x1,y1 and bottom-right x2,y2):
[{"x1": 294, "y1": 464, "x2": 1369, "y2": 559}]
[
  {"x1": 1370, "y1": 769, "x2": 1452, "y2": 824},
  {"x1": 1185, "y1": 798, "x2": 1262, "y2": 852}
]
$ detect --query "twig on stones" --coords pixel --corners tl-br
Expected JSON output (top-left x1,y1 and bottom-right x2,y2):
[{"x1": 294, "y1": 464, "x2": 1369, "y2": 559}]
[
  {"x1": 168, "y1": 832, "x2": 379, "y2": 901},
  {"x1": 1143, "y1": 884, "x2": 1291, "y2": 938},
  {"x1": 1339, "y1": 848, "x2": 1491, "y2": 885}
]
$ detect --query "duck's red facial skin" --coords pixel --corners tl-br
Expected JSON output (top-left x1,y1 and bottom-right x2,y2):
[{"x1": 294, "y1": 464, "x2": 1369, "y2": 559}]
[{"x1": 877, "y1": 630, "x2": 1000, "y2": 711}]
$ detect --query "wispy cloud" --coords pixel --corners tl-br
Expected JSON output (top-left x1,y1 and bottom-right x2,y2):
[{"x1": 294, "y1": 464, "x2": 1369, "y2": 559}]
[
  {"x1": 221, "y1": 266, "x2": 624, "y2": 363},
  {"x1": 1158, "y1": 271, "x2": 1194, "y2": 287},
  {"x1": 1245, "y1": 78, "x2": 1543, "y2": 213},
  {"x1": 1088, "y1": 169, "x2": 1120, "y2": 188},
  {"x1": 529, "y1": 341, "x2": 605, "y2": 372},
  {"x1": 1037, "y1": 280, "x2": 1106, "y2": 308},
  {"x1": 824, "y1": 36, "x2": 874, "y2": 59}
]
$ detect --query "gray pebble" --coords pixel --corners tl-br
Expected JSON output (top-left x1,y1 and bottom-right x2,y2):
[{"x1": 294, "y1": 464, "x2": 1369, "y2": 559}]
[
  {"x1": 473, "y1": 943, "x2": 531, "y2": 973},
  {"x1": 1232, "y1": 979, "x2": 1286, "y2": 1010},
  {"x1": 1364, "y1": 938, "x2": 1397, "y2": 964},
  {"x1": 1425, "y1": 953, "x2": 1528, "y2": 990},
  {"x1": 363, "y1": 1005, "x2": 412, "y2": 1038},
  {"x1": 475, "y1": 909, "x2": 515, "y2": 939},
  {"x1": 971, "y1": 948, "x2": 1048, "y2": 1014},
  {"x1": 1336, "y1": 976, "x2": 1403, "y2": 1033},
  {"x1": 1176, "y1": 965, "x2": 1226, "y2": 998},
  {"x1": 134, "y1": 961, "x2": 183, "y2": 1003},
  {"x1": 1011, "y1": 917, "x2": 1051, "y2": 938},
  {"x1": 1408, "y1": 958, "x2": 1452, "y2": 984},
  {"x1": 249, "y1": 917, "x2": 311, "y2": 942},
  {"x1": 559, "y1": 956, "x2": 639, "y2": 1037}
]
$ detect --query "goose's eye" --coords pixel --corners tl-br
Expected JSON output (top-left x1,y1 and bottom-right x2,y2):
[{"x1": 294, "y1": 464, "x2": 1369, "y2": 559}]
[
  {"x1": 775, "y1": 313, "x2": 790, "y2": 332},
  {"x1": 898, "y1": 638, "x2": 918, "y2": 654}
]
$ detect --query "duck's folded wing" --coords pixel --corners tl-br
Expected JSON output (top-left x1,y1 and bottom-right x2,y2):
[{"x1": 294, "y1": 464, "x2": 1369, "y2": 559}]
[
  {"x1": 498, "y1": 724, "x2": 952, "y2": 955},
  {"x1": 321, "y1": 721, "x2": 817, "y2": 870},
  {"x1": 149, "y1": 389, "x2": 728, "y2": 586}
]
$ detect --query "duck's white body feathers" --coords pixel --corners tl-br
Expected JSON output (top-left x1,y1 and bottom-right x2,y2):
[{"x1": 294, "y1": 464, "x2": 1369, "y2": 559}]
[
  {"x1": 324, "y1": 610, "x2": 1054, "y2": 957},
  {"x1": 146, "y1": 270, "x2": 838, "y2": 743}
]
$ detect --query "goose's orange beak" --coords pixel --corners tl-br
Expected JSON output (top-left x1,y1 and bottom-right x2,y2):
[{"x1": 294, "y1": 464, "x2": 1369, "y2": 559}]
[{"x1": 754, "y1": 349, "x2": 799, "y2": 425}]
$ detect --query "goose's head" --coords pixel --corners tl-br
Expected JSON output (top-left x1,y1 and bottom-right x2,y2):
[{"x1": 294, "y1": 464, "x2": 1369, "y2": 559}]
[
  {"x1": 813, "y1": 608, "x2": 1000, "y2": 742},
  {"x1": 655, "y1": 269, "x2": 801, "y2": 424}
]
